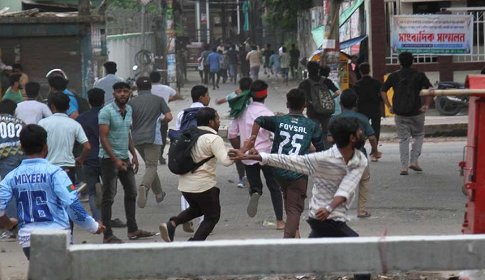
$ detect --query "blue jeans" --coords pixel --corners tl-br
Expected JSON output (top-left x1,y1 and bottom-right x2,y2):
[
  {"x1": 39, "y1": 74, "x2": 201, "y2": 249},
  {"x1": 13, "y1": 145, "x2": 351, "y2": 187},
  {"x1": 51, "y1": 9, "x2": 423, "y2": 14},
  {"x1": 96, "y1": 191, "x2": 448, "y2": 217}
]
[
  {"x1": 229, "y1": 64, "x2": 238, "y2": 82},
  {"x1": 0, "y1": 154, "x2": 24, "y2": 219},
  {"x1": 82, "y1": 165, "x2": 102, "y2": 221},
  {"x1": 23, "y1": 247, "x2": 30, "y2": 260}
]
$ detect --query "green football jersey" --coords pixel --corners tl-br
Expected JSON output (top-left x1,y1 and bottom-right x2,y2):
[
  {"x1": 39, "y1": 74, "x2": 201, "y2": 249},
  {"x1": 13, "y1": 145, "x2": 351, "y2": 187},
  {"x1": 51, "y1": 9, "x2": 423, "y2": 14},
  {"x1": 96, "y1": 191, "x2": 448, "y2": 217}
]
[{"x1": 255, "y1": 114, "x2": 326, "y2": 180}]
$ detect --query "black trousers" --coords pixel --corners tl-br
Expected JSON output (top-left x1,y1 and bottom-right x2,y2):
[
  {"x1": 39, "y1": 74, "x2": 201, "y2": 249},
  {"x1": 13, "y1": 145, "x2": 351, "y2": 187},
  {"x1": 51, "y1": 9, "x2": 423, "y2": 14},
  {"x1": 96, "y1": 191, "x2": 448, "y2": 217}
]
[
  {"x1": 307, "y1": 218, "x2": 371, "y2": 280},
  {"x1": 245, "y1": 163, "x2": 283, "y2": 221},
  {"x1": 364, "y1": 113, "x2": 381, "y2": 142},
  {"x1": 203, "y1": 65, "x2": 210, "y2": 85},
  {"x1": 210, "y1": 71, "x2": 220, "y2": 88},
  {"x1": 172, "y1": 187, "x2": 221, "y2": 241},
  {"x1": 101, "y1": 158, "x2": 138, "y2": 237},
  {"x1": 160, "y1": 122, "x2": 168, "y2": 160}
]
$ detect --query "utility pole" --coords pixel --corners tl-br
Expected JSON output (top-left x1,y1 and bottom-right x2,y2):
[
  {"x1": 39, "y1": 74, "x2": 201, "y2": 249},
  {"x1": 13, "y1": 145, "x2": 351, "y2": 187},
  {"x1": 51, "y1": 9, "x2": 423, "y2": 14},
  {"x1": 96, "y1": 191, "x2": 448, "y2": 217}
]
[
  {"x1": 322, "y1": 0, "x2": 342, "y2": 65},
  {"x1": 154, "y1": 0, "x2": 167, "y2": 83},
  {"x1": 321, "y1": 0, "x2": 342, "y2": 87}
]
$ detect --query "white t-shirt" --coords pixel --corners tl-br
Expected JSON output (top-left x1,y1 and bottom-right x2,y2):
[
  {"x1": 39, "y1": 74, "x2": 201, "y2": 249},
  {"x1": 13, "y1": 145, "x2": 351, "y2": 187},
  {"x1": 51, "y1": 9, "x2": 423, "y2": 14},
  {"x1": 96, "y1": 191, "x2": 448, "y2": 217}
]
[
  {"x1": 16, "y1": 100, "x2": 52, "y2": 124},
  {"x1": 39, "y1": 113, "x2": 88, "y2": 167},
  {"x1": 151, "y1": 84, "x2": 176, "y2": 104}
]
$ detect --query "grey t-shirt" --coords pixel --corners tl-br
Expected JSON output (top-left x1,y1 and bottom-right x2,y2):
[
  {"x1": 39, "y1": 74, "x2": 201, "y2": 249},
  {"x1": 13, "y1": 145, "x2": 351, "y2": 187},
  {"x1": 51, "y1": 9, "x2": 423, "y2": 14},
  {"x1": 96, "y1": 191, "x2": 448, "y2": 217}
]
[{"x1": 128, "y1": 90, "x2": 171, "y2": 145}]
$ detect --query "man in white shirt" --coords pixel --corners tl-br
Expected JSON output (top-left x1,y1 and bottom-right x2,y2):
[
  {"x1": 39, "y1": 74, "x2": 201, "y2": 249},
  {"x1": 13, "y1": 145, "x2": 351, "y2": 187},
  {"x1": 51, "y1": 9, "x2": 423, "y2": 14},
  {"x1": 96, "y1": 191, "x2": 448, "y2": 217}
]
[
  {"x1": 229, "y1": 117, "x2": 370, "y2": 280},
  {"x1": 175, "y1": 85, "x2": 210, "y2": 130},
  {"x1": 94, "y1": 61, "x2": 124, "y2": 105},
  {"x1": 149, "y1": 71, "x2": 180, "y2": 103},
  {"x1": 16, "y1": 82, "x2": 52, "y2": 124},
  {"x1": 246, "y1": 45, "x2": 262, "y2": 80},
  {"x1": 149, "y1": 71, "x2": 179, "y2": 165},
  {"x1": 159, "y1": 107, "x2": 233, "y2": 242},
  {"x1": 39, "y1": 92, "x2": 91, "y2": 184}
]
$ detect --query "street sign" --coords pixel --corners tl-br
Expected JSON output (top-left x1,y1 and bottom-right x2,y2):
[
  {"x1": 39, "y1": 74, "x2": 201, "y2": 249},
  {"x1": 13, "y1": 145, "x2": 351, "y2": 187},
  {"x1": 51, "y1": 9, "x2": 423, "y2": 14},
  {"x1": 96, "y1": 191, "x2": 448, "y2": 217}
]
[{"x1": 391, "y1": 14, "x2": 474, "y2": 55}]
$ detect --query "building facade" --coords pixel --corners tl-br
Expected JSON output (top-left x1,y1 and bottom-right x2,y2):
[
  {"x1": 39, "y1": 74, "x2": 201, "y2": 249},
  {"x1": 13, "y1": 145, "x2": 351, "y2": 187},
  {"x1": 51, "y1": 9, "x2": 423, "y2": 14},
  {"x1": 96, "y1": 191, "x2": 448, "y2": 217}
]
[{"x1": 371, "y1": 0, "x2": 485, "y2": 84}]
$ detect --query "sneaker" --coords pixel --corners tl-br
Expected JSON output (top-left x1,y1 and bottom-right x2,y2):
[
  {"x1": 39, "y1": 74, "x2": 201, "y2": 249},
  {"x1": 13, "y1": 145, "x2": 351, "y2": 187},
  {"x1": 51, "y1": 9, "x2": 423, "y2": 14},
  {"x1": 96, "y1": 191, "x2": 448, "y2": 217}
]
[
  {"x1": 137, "y1": 185, "x2": 148, "y2": 208},
  {"x1": 237, "y1": 179, "x2": 245, "y2": 188},
  {"x1": 247, "y1": 193, "x2": 261, "y2": 218},
  {"x1": 0, "y1": 230, "x2": 16, "y2": 242},
  {"x1": 182, "y1": 221, "x2": 194, "y2": 233},
  {"x1": 111, "y1": 218, "x2": 127, "y2": 228},
  {"x1": 159, "y1": 222, "x2": 176, "y2": 242},
  {"x1": 156, "y1": 191, "x2": 167, "y2": 204},
  {"x1": 369, "y1": 154, "x2": 378, "y2": 162},
  {"x1": 95, "y1": 182, "x2": 103, "y2": 207}
]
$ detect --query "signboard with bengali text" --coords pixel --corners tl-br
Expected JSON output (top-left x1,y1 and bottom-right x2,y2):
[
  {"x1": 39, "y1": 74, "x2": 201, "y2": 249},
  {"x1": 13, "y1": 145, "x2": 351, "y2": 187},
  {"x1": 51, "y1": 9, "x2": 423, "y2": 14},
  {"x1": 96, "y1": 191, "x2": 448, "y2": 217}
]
[{"x1": 391, "y1": 15, "x2": 473, "y2": 55}]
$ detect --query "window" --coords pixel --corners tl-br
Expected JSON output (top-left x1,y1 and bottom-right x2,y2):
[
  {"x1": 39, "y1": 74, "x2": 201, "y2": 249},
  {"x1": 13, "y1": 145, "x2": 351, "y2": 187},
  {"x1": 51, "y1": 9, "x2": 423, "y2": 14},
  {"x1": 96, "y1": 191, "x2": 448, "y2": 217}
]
[{"x1": 413, "y1": 1, "x2": 451, "y2": 14}]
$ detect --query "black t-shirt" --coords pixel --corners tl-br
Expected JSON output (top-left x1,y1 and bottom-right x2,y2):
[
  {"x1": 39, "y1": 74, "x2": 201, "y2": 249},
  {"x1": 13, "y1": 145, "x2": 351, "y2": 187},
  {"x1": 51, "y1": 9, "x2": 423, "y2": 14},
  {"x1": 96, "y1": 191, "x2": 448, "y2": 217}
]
[
  {"x1": 298, "y1": 76, "x2": 339, "y2": 117},
  {"x1": 263, "y1": 49, "x2": 272, "y2": 60},
  {"x1": 227, "y1": 49, "x2": 239, "y2": 64},
  {"x1": 381, "y1": 68, "x2": 432, "y2": 116},
  {"x1": 290, "y1": 49, "x2": 300, "y2": 63},
  {"x1": 353, "y1": 76, "x2": 383, "y2": 117}
]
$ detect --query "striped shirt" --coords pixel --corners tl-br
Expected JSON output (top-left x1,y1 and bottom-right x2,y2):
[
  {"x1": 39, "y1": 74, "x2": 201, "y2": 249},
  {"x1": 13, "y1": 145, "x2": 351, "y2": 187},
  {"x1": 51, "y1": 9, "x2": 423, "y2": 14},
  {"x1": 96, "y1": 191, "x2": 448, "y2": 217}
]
[
  {"x1": 98, "y1": 102, "x2": 132, "y2": 160},
  {"x1": 260, "y1": 145, "x2": 367, "y2": 222}
]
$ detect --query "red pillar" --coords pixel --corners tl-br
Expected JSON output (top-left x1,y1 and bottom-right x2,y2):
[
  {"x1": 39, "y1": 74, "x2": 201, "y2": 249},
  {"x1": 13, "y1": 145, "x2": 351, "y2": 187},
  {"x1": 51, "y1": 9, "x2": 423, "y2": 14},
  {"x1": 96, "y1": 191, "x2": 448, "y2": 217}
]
[
  {"x1": 438, "y1": 56, "x2": 454, "y2": 82},
  {"x1": 370, "y1": 0, "x2": 387, "y2": 81}
]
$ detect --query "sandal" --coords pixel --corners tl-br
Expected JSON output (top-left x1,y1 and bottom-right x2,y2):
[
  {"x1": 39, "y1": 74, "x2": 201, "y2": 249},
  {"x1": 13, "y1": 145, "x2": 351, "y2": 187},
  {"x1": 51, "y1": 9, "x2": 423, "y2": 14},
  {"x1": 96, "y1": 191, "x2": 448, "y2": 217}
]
[
  {"x1": 400, "y1": 169, "x2": 408, "y2": 175},
  {"x1": 128, "y1": 230, "x2": 157, "y2": 240},
  {"x1": 103, "y1": 235, "x2": 124, "y2": 244},
  {"x1": 357, "y1": 211, "x2": 372, "y2": 218}
]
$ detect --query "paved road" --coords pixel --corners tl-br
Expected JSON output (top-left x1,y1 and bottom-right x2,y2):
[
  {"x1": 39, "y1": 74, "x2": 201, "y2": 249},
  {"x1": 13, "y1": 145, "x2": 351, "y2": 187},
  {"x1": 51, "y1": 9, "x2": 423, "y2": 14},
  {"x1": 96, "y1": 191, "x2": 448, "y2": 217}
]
[
  {"x1": 0, "y1": 140, "x2": 467, "y2": 279},
  {"x1": 0, "y1": 73, "x2": 470, "y2": 279}
]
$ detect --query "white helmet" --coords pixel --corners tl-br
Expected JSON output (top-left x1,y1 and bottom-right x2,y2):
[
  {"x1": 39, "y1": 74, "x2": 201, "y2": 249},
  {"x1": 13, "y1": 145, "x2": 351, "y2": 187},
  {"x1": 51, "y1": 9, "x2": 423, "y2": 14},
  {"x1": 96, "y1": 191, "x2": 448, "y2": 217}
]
[{"x1": 46, "y1": 69, "x2": 68, "y2": 80}]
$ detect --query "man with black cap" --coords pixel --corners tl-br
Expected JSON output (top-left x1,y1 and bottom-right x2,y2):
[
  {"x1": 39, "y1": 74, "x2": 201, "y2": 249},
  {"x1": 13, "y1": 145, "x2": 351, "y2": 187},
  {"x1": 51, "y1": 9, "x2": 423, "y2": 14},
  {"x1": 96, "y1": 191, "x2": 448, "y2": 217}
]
[
  {"x1": 228, "y1": 80, "x2": 284, "y2": 230},
  {"x1": 128, "y1": 77, "x2": 173, "y2": 208}
]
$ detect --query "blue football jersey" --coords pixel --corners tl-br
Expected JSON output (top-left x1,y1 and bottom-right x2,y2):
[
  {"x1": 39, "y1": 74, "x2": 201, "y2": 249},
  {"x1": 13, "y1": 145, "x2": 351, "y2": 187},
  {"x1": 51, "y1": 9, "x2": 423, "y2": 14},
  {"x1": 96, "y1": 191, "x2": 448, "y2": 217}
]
[{"x1": 0, "y1": 158, "x2": 98, "y2": 248}]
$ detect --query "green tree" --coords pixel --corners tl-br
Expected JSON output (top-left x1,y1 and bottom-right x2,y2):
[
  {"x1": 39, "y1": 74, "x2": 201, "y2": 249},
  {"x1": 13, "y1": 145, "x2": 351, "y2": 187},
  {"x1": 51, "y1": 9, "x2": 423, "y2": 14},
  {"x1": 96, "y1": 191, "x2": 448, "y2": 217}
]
[{"x1": 262, "y1": 0, "x2": 306, "y2": 30}]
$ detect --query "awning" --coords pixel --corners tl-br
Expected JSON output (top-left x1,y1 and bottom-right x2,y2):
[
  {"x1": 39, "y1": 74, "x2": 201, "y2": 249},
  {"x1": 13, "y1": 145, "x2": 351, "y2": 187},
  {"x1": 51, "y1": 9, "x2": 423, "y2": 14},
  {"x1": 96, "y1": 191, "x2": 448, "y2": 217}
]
[
  {"x1": 339, "y1": 0, "x2": 364, "y2": 27},
  {"x1": 339, "y1": 35, "x2": 367, "y2": 50}
]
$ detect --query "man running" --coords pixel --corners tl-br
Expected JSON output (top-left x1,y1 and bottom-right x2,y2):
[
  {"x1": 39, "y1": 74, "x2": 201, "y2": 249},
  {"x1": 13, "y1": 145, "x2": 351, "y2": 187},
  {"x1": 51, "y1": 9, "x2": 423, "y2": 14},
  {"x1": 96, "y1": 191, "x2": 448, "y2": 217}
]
[
  {"x1": 240, "y1": 89, "x2": 326, "y2": 238},
  {"x1": 229, "y1": 117, "x2": 370, "y2": 280},
  {"x1": 228, "y1": 80, "x2": 284, "y2": 230},
  {"x1": 159, "y1": 107, "x2": 233, "y2": 242}
]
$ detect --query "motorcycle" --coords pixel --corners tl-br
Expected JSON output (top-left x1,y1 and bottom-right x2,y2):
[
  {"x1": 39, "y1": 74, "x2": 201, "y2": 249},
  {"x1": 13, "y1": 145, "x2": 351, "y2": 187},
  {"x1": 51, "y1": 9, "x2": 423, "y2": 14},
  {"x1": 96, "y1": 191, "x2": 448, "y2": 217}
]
[{"x1": 434, "y1": 81, "x2": 468, "y2": 116}]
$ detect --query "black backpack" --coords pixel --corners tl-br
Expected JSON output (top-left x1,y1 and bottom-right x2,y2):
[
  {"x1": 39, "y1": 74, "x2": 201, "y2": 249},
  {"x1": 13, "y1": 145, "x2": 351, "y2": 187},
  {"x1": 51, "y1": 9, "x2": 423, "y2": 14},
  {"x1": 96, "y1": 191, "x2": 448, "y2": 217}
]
[
  {"x1": 168, "y1": 107, "x2": 203, "y2": 140},
  {"x1": 306, "y1": 77, "x2": 335, "y2": 116},
  {"x1": 392, "y1": 70, "x2": 418, "y2": 115},
  {"x1": 65, "y1": 92, "x2": 90, "y2": 114},
  {"x1": 168, "y1": 126, "x2": 215, "y2": 175}
]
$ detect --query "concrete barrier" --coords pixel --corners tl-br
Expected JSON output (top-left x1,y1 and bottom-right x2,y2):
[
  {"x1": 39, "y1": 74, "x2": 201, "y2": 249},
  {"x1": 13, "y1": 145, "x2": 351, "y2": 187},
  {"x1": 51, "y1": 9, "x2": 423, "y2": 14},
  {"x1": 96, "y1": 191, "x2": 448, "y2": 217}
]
[{"x1": 29, "y1": 230, "x2": 485, "y2": 280}]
